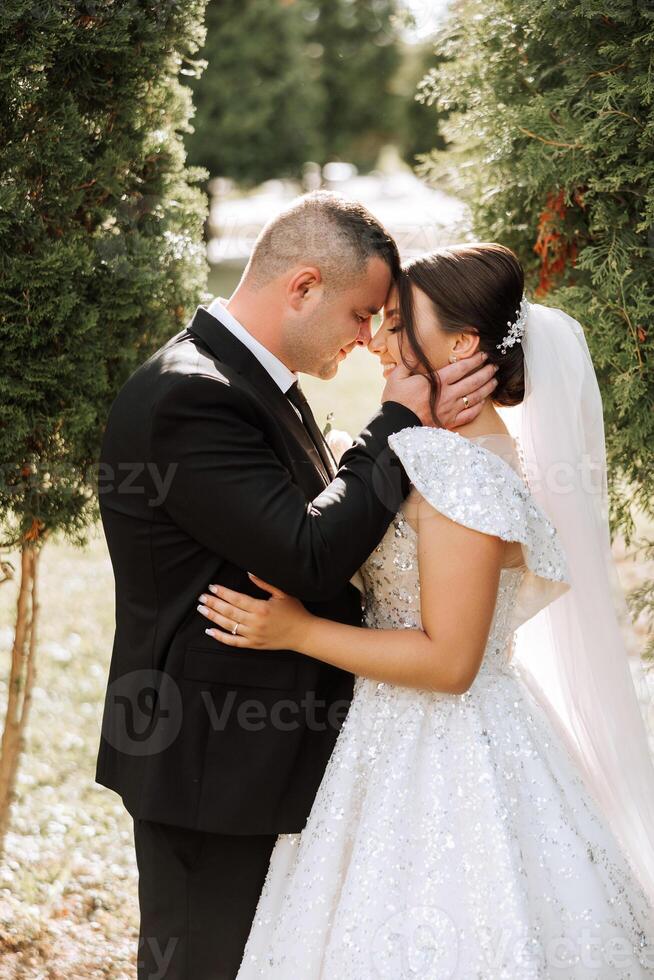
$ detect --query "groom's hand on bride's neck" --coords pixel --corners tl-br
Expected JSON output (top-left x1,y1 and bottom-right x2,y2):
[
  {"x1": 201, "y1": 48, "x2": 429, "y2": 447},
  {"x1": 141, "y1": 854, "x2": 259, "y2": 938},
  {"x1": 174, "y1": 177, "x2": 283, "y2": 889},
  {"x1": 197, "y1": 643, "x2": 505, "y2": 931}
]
[
  {"x1": 382, "y1": 354, "x2": 498, "y2": 428},
  {"x1": 382, "y1": 362, "x2": 435, "y2": 426}
]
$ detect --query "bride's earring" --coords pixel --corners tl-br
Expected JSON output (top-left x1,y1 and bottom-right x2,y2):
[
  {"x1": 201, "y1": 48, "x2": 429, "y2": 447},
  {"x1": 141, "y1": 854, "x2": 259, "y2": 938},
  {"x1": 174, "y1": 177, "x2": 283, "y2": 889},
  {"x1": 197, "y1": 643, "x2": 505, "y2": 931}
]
[{"x1": 449, "y1": 354, "x2": 458, "y2": 364}]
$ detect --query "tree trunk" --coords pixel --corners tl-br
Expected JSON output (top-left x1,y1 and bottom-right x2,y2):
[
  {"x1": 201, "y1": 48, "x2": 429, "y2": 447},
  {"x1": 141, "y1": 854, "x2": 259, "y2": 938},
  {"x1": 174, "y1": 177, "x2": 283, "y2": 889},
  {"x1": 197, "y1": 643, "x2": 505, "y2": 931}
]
[{"x1": 0, "y1": 542, "x2": 40, "y2": 857}]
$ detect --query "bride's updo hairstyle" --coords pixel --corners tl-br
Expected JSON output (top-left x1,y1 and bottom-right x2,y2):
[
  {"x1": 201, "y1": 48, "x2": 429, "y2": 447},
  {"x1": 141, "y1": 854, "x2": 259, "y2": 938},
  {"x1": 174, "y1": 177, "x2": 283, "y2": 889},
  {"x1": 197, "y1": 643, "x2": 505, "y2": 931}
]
[{"x1": 397, "y1": 243, "x2": 526, "y2": 423}]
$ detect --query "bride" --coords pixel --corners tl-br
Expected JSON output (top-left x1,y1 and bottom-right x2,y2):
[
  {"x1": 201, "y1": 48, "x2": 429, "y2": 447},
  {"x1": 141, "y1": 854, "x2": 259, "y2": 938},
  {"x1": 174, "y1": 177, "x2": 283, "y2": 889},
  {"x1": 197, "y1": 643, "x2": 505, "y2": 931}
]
[{"x1": 198, "y1": 243, "x2": 654, "y2": 978}]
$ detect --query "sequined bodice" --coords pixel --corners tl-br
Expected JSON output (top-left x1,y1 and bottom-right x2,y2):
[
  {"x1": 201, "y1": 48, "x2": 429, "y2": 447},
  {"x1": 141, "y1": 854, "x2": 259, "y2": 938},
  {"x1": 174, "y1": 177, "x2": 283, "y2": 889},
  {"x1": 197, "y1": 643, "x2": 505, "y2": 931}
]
[
  {"x1": 238, "y1": 433, "x2": 652, "y2": 980},
  {"x1": 358, "y1": 426, "x2": 569, "y2": 679},
  {"x1": 359, "y1": 508, "x2": 524, "y2": 672}
]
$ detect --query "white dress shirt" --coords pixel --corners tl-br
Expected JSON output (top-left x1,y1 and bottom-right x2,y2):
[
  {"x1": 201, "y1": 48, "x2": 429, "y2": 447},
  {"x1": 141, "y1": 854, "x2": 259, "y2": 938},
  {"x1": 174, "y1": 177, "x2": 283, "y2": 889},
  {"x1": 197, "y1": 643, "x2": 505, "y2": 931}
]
[{"x1": 207, "y1": 297, "x2": 297, "y2": 394}]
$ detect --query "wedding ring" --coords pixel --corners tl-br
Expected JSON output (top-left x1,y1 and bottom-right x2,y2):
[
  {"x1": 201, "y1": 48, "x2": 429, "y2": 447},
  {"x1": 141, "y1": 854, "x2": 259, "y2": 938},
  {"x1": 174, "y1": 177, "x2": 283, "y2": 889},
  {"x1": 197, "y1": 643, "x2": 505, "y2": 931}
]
[
  {"x1": 462, "y1": 395, "x2": 470, "y2": 409},
  {"x1": 231, "y1": 621, "x2": 239, "y2": 635}
]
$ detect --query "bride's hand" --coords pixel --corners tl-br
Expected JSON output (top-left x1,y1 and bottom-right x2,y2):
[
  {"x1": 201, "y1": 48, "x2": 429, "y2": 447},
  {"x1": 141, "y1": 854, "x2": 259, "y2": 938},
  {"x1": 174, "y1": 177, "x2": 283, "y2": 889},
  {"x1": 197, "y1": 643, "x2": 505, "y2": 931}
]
[{"x1": 197, "y1": 573, "x2": 311, "y2": 650}]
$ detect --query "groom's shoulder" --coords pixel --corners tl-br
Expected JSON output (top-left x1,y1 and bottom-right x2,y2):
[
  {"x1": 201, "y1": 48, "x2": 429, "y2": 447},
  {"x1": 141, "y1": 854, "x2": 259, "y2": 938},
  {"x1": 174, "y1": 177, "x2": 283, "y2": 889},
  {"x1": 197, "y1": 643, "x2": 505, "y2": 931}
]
[
  {"x1": 157, "y1": 327, "x2": 235, "y2": 385},
  {"x1": 109, "y1": 327, "x2": 254, "y2": 429},
  {"x1": 131, "y1": 325, "x2": 243, "y2": 395}
]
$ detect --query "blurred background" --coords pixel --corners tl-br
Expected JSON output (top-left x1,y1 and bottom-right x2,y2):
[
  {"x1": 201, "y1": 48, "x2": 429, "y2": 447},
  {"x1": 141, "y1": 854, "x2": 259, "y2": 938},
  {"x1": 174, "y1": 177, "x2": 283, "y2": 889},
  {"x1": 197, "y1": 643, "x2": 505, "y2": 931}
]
[{"x1": 193, "y1": 0, "x2": 463, "y2": 433}]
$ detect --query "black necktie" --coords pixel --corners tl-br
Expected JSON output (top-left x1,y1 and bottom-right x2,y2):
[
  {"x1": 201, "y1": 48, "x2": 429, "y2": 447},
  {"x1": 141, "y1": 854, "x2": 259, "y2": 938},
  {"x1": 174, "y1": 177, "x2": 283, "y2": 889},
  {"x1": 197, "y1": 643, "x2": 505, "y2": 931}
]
[{"x1": 286, "y1": 381, "x2": 336, "y2": 478}]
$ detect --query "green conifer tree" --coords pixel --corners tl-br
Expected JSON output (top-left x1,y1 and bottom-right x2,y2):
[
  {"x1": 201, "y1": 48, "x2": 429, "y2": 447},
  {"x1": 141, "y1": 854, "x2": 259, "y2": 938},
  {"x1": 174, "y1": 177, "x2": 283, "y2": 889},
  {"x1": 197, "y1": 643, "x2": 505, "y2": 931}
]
[
  {"x1": 309, "y1": 0, "x2": 403, "y2": 169},
  {"x1": 421, "y1": 0, "x2": 654, "y2": 651},
  {"x1": 187, "y1": 0, "x2": 407, "y2": 182},
  {"x1": 0, "y1": 0, "x2": 209, "y2": 850},
  {"x1": 186, "y1": 0, "x2": 321, "y2": 186}
]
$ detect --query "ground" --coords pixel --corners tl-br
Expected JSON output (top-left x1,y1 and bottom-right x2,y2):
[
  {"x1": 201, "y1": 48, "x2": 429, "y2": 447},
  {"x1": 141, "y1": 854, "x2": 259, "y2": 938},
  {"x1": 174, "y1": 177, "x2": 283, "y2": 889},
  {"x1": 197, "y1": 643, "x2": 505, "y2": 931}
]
[{"x1": 0, "y1": 346, "x2": 651, "y2": 978}]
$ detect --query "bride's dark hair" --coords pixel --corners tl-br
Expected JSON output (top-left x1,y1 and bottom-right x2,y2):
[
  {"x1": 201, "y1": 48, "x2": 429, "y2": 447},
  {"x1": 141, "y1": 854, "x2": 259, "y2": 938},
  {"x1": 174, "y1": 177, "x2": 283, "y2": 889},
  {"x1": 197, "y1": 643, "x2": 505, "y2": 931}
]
[{"x1": 397, "y1": 243, "x2": 526, "y2": 424}]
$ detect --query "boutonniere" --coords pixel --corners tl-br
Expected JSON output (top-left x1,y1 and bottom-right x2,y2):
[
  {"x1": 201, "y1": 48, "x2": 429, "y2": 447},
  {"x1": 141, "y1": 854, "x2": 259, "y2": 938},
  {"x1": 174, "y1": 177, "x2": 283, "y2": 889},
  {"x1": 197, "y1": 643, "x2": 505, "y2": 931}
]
[{"x1": 322, "y1": 413, "x2": 354, "y2": 465}]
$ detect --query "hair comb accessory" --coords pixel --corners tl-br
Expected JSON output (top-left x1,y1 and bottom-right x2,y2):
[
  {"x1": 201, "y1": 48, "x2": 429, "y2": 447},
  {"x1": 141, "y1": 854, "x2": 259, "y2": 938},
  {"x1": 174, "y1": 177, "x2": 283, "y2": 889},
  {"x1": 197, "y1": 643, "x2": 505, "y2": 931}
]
[{"x1": 497, "y1": 296, "x2": 530, "y2": 355}]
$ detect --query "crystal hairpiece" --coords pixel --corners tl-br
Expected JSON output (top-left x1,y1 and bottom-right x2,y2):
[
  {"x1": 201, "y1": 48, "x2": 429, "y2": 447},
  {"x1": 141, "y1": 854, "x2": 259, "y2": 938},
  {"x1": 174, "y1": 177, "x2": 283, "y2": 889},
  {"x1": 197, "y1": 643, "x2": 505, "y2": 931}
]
[{"x1": 496, "y1": 297, "x2": 529, "y2": 355}]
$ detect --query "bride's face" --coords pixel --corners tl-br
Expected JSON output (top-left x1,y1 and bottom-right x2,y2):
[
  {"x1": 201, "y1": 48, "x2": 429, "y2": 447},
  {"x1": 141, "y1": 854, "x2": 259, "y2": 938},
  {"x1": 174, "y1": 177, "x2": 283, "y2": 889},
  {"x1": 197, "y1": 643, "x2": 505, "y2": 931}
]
[
  {"x1": 369, "y1": 286, "x2": 406, "y2": 379},
  {"x1": 370, "y1": 284, "x2": 473, "y2": 377}
]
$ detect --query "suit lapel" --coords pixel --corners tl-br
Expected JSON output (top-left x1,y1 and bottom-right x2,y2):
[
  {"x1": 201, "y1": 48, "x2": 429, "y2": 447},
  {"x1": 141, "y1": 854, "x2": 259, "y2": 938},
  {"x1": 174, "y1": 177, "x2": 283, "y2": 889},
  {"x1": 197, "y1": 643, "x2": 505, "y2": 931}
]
[{"x1": 187, "y1": 307, "x2": 332, "y2": 485}]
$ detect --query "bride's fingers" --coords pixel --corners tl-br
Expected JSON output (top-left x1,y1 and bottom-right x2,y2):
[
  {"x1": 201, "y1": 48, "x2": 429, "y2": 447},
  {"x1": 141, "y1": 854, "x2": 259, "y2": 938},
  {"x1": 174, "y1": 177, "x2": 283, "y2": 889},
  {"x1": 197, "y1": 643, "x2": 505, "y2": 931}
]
[
  {"x1": 438, "y1": 351, "x2": 489, "y2": 385},
  {"x1": 207, "y1": 583, "x2": 261, "y2": 612},
  {"x1": 453, "y1": 402, "x2": 484, "y2": 427},
  {"x1": 198, "y1": 594, "x2": 254, "y2": 624},
  {"x1": 449, "y1": 365, "x2": 498, "y2": 404},
  {"x1": 199, "y1": 602, "x2": 250, "y2": 637},
  {"x1": 247, "y1": 572, "x2": 288, "y2": 599},
  {"x1": 205, "y1": 626, "x2": 248, "y2": 648}
]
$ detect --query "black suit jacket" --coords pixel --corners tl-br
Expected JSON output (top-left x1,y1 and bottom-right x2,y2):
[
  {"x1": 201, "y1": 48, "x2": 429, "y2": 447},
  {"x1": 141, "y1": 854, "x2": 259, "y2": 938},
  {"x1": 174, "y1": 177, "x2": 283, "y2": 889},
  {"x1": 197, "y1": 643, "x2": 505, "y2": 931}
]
[{"x1": 96, "y1": 305, "x2": 419, "y2": 834}]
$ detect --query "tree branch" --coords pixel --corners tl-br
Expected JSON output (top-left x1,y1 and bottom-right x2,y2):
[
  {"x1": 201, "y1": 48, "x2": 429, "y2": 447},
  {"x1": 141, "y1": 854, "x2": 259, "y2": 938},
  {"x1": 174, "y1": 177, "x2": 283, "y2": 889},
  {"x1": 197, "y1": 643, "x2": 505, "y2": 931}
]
[{"x1": 517, "y1": 127, "x2": 583, "y2": 149}]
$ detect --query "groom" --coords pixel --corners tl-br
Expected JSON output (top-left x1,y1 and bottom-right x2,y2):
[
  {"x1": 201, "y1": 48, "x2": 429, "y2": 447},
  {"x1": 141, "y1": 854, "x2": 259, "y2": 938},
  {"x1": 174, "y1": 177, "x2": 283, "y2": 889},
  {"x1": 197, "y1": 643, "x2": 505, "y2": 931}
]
[{"x1": 96, "y1": 191, "x2": 496, "y2": 979}]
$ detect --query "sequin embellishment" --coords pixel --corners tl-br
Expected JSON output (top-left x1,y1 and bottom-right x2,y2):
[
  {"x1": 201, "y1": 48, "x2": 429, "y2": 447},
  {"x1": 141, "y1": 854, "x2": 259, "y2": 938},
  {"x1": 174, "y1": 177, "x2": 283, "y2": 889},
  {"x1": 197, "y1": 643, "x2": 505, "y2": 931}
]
[{"x1": 238, "y1": 426, "x2": 653, "y2": 980}]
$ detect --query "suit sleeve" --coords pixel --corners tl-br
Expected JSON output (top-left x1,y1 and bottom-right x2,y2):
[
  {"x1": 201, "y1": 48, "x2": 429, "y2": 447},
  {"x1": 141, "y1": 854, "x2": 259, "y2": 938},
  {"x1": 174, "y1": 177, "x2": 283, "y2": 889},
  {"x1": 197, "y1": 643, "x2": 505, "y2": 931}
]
[{"x1": 151, "y1": 375, "x2": 419, "y2": 601}]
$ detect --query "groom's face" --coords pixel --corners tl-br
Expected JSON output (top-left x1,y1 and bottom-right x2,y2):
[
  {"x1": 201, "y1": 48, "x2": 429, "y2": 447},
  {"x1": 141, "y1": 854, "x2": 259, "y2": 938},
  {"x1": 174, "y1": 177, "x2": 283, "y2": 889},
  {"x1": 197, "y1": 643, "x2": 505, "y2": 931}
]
[{"x1": 288, "y1": 256, "x2": 393, "y2": 380}]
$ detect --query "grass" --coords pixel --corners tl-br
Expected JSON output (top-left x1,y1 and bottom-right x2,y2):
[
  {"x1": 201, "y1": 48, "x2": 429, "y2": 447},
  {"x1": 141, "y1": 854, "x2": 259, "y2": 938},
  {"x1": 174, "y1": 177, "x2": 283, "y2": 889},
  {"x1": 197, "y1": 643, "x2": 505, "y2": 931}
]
[{"x1": 0, "y1": 529, "x2": 137, "y2": 979}]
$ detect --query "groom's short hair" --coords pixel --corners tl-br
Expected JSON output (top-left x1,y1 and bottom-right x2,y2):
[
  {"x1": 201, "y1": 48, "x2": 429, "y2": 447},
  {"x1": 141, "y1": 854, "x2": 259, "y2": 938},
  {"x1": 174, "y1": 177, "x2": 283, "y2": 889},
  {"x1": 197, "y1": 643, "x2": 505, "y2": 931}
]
[{"x1": 244, "y1": 191, "x2": 400, "y2": 290}]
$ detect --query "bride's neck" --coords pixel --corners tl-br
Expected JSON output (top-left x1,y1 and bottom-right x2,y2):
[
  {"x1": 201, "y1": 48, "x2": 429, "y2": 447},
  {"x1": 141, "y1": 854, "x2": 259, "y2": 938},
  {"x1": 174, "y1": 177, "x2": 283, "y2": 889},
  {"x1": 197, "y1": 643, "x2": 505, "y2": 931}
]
[{"x1": 454, "y1": 400, "x2": 509, "y2": 440}]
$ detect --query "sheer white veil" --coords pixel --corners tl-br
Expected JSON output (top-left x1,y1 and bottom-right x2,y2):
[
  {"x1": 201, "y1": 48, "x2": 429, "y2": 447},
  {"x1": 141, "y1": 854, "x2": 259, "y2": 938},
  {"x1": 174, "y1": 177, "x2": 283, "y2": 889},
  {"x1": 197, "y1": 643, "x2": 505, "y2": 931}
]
[{"x1": 500, "y1": 302, "x2": 654, "y2": 902}]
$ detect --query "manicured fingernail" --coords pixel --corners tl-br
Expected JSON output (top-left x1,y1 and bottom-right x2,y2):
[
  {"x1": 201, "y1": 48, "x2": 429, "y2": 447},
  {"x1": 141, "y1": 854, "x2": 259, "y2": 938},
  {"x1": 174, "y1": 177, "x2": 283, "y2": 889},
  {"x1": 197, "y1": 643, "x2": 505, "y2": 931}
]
[
  {"x1": 197, "y1": 604, "x2": 209, "y2": 615},
  {"x1": 205, "y1": 628, "x2": 215, "y2": 637},
  {"x1": 481, "y1": 352, "x2": 488, "y2": 361},
  {"x1": 209, "y1": 584, "x2": 218, "y2": 594},
  {"x1": 199, "y1": 594, "x2": 209, "y2": 604}
]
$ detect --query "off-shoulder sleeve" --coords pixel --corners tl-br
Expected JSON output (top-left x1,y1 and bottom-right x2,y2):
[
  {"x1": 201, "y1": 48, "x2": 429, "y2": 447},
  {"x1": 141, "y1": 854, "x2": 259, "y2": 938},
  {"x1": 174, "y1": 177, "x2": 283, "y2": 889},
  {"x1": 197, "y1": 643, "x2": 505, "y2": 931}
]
[{"x1": 389, "y1": 426, "x2": 568, "y2": 587}]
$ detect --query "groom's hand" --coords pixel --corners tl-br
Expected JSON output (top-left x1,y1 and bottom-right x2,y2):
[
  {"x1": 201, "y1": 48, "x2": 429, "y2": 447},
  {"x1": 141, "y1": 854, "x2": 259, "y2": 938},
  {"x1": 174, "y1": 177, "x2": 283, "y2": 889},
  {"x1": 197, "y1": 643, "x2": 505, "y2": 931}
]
[
  {"x1": 382, "y1": 353, "x2": 498, "y2": 428},
  {"x1": 382, "y1": 363, "x2": 434, "y2": 426}
]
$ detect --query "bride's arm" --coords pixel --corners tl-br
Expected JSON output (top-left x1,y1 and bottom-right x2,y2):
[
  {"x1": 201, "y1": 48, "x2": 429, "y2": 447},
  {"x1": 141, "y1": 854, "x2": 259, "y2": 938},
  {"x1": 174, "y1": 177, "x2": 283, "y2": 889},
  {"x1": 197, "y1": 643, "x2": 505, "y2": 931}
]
[{"x1": 199, "y1": 499, "x2": 504, "y2": 695}]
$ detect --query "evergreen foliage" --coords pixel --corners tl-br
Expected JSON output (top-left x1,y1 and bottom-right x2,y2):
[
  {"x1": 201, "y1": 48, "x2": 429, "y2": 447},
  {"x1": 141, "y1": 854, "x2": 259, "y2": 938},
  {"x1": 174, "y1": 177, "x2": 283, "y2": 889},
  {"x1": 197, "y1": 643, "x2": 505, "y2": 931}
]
[
  {"x1": 187, "y1": 0, "x2": 406, "y2": 182},
  {"x1": 185, "y1": 0, "x2": 321, "y2": 185},
  {"x1": 396, "y1": 41, "x2": 446, "y2": 167},
  {"x1": 421, "y1": 0, "x2": 654, "y2": 652},
  {"x1": 0, "y1": 0, "x2": 209, "y2": 547},
  {"x1": 421, "y1": 0, "x2": 653, "y2": 544},
  {"x1": 309, "y1": 0, "x2": 403, "y2": 171}
]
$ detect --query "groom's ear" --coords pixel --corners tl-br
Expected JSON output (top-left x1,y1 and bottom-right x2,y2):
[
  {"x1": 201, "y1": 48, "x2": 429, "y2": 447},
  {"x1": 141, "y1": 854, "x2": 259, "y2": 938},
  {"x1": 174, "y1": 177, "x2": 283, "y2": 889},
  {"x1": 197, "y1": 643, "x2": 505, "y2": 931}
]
[{"x1": 287, "y1": 266, "x2": 323, "y2": 310}]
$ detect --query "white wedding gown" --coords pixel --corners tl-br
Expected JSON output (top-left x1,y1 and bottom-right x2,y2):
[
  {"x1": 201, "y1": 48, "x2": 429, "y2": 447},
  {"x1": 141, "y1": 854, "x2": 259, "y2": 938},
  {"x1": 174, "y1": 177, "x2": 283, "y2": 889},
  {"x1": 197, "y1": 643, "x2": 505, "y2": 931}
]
[{"x1": 237, "y1": 427, "x2": 654, "y2": 979}]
